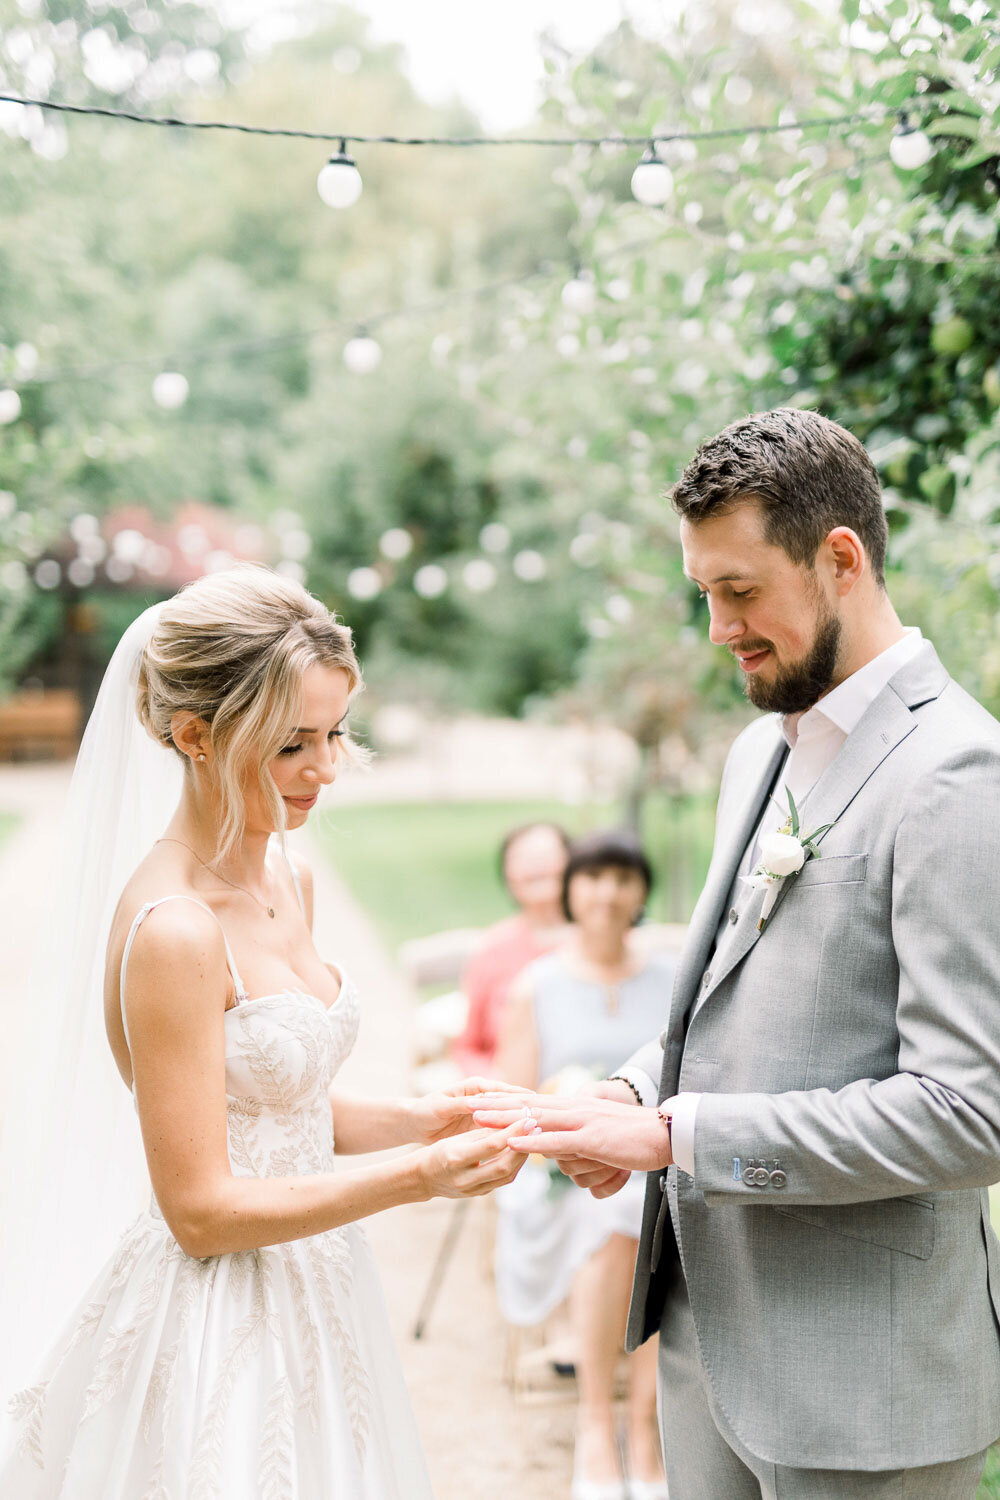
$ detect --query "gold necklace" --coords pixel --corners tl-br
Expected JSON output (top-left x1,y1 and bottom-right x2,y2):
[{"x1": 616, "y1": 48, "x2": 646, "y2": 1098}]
[{"x1": 156, "y1": 838, "x2": 276, "y2": 918}]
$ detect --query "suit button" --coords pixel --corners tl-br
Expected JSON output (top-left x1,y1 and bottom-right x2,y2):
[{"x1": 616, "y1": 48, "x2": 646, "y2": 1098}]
[
  {"x1": 752, "y1": 1167, "x2": 770, "y2": 1187},
  {"x1": 659, "y1": 1174, "x2": 668, "y2": 1192},
  {"x1": 769, "y1": 1170, "x2": 787, "y2": 1189},
  {"x1": 702, "y1": 970, "x2": 712, "y2": 987},
  {"x1": 729, "y1": 908, "x2": 738, "y2": 924},
  {"x1": 742, "y1": 1166, "x2": 758, "y2": 1187}
]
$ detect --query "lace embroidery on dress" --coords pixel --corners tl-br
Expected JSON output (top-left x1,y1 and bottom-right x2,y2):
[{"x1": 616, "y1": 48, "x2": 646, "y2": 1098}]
[{"x1": 6, "y1": 969, "x2": 379, "y2": 1494}]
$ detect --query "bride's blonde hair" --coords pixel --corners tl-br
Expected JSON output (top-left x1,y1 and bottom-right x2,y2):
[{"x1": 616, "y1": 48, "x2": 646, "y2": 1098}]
[{"x1": 137, "y1": 563, "x2": 362, "y2": 864}]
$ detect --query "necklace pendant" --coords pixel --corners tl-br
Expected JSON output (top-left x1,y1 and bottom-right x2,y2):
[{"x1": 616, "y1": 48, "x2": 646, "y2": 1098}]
[{"x1": 267, "y1": 906, "x2": 275, "y2": 918}]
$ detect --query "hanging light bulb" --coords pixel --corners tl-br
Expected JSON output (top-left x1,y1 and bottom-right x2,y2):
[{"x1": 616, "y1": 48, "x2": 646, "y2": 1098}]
[
  {"x1": 317, "y1": 139, "x2": 363, "y2": 208},
  {"x1": 343, "y1": 330, "x2": 382, "y2": 374},
  {"x1": 561, "y1": 269, "x2": 596, "y2": 315},
  {"x1": 152, "y1": 371, "x2": 189, "y2": 410},
  {"x1": 347, "y1": 567, "x2": 382, "y2": 601},
  {"x1": 889, "y1": 115, "x2": 933, "y2": 171},
  {"x1": 379, "y1": 527, "x2": 413, "y2": 560},
  {"x1": 0, "y1": 388, "x2": 22, "y2": 425},
  {"x1": 414, "y1": 564, "x2": 448, "y2": 599},
  {"x1": 513, "y1": 549, "x2": 547, "y2": 582},
  {"x1": 462, "y1": 559, "x2": 497, "y2": 593},
  {"x1": 631, "y1": 146, "x2": 673, "y2": 206}
]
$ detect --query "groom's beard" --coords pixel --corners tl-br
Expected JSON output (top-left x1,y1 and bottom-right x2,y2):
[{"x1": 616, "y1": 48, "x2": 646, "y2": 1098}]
[{"x1": 740, "y1": 607, "x2": 843, "y2": 715}]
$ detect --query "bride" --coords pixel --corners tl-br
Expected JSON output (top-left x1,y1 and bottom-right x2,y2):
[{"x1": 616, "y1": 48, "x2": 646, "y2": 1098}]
[{"x1": 0, "y1": 564, "x2": 524, "y2": 1498}]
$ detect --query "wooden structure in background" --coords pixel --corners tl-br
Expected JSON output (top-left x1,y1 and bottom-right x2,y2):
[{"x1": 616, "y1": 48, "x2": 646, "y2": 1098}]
[{"x1": 0, "y1": 688, "x2": 82, "y2": 761}]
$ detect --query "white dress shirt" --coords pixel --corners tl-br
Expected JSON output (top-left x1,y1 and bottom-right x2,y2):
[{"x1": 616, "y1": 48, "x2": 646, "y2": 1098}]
[{"x1": 618, "y1": 628, "x2": 925, "y2": 1174}]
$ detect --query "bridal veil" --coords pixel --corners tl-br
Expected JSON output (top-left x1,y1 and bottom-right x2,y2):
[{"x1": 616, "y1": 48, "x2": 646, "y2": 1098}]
[{"x1": 0, "y1": 602, "x2": 181, "y2": 1399}]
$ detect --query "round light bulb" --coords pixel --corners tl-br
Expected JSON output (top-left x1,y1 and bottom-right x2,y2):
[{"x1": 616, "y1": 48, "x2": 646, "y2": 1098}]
[
  {"x1": 561, "y1": 271, "x2": 596, "y2": 315},
  {"x1": 479, "y1": 523, "x2": 510, "y2": 554},
  {"x1": 152, "y1": 371, "x2": 189, "y2": 410},
  {"x1": 513, "y1": 549, "x2": 547, "y2": 582},
  {"x1": 0, "y1": 560, "x2": 28, "y2": 592},
  {"x1": 462, "y1": 559, "x2": 497, "y2": 593},
  {"x1": 631, "y1": 148, "x2": 673, "y2": 207},
  {"x1": 0, "y1": 388, "x2": 22, "y2": 425},
  {"x1": 414, "y1": 564, "x2": 448, "y2": 599},
  {"x1": 347, "y1": 566, "x2": 382, "y2": 601},
  {"x1": 317, "y1": 143, "x2": 363, "y2": 208},
  {"x1": 343, "y1": 334, "x2": 382, "y2": 374},
  {"x1": 889, "y1": 123, "x2": 933, "y2": 171},
  {"x1": 379, "y1": 527, "x2": 413, "y2": 560},
  {"x1": 34, "y1": 558, "x2": 61, "y2": 590}
]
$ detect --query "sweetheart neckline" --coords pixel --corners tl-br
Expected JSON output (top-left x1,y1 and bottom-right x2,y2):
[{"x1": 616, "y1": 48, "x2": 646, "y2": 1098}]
[{"x1": 226, "y1": 983, "x2": 348, "y2": 1017}]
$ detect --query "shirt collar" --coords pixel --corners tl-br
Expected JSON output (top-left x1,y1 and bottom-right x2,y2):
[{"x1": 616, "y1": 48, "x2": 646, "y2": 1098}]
[{"x1": 782, "y1": 628, "x2": 924, "y2": 748}]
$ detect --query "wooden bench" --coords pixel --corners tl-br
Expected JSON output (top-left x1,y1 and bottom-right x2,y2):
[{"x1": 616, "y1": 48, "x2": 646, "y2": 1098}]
[{"x1": 0, "y1": 689, "x2": 82, "y2": 761}]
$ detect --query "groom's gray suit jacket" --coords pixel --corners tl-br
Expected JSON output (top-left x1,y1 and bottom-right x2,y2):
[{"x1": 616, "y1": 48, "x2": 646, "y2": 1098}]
[{"x1": 625, "y1": 641, "x2": 1000, "y2": 1471}]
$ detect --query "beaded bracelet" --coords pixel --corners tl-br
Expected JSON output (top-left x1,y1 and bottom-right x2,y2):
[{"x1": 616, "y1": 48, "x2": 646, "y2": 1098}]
[{"x1": 607, "y1": 1074, "x2": 644, "y2": 1107}]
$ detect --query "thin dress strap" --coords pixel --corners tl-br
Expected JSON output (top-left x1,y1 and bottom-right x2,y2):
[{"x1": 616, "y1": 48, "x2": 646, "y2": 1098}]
[{"x1": 119, "y1": 895, "x2": 248, "y2": 1049}]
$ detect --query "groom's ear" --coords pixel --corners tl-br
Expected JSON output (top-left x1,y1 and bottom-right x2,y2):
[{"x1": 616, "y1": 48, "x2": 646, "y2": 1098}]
[
  {"x1": 170, "y1": 711, "x2": 211, "y2": 763},
  {"x1": 820, "y1": 526, "x2": 866, "y2": 596}
]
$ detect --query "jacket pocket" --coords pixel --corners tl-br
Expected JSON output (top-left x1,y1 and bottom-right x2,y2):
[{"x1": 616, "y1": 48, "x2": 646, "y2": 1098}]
[
  {"x1": 793, "y1": 853, "x2": 868, "y2": 888},
  {"x1": 772, "y1": 1196, "x2": 935, "y2": 1260}
]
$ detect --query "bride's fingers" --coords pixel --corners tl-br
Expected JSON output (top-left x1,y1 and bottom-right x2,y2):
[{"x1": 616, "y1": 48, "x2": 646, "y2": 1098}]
[
  {"x1": 471, "y1": 1108, "x2": 531, "y2": 1128},
  {"x1": 459, "y1": 1145, "x2": 524, "y2": 1192},
  {"x1": 464, "y1": 1091, "x2": 559, "y2": 1114},
  {"x1": 449, "y1": 1125, "x2": 517, "y2": 1162},
  {"x1": 475, "y1": 1105, "x2": 581, "y2": 1133},
  {"x1": 454, "y1": 1077, "x2": 532, "y2": 1096},
  {"x1": 506, "y1": 1130, "x2": 576, "y2": 1157}
]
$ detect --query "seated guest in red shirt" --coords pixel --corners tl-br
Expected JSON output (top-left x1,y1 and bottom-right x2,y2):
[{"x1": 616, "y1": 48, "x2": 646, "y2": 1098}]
[{"x1": 451, "y1": 822, "x2": 571, "y2": 1076}]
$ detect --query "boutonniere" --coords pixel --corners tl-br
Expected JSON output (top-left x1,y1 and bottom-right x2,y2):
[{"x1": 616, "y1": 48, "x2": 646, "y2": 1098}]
[{"x1": 743, "y1": 788, "x2": 834, "y2": 932}]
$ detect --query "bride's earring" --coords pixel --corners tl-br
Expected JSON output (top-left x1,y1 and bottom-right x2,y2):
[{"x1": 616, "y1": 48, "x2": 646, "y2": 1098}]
[{"x1": 197, "y1": 753, "x2": 206, "y2": 763}]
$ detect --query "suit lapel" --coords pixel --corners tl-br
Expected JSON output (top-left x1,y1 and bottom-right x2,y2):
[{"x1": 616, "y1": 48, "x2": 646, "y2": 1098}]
[
  {"x1": 700, "y1": 643, "x2": 948, "y2": 989},
  {"x1": 757, "y1": 686, "x2": 918, "y2": 931},
  {"x1": 669, "y1": 723, "x2": 786, "y2": 1022}
]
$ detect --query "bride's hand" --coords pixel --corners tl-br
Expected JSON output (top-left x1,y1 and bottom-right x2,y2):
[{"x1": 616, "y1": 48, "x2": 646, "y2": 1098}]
[
  {"x1": 408, "y1": 1077, "x2": 531, "y2": 1145},
  {"x1": 416, "y1": 1125, "x2": 526, "y2": 1199}
]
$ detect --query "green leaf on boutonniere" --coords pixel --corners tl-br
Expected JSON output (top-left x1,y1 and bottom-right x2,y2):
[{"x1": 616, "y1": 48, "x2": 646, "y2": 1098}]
[
  {"x1": 802, "y1": 821, "x2": 834, "y2": 845},
  {"x1": 803, "y1": 841, "x2": 821, "y2": 859},
  {"x1": 786, "y1": 787, "x2": 800, "y2": 837}
]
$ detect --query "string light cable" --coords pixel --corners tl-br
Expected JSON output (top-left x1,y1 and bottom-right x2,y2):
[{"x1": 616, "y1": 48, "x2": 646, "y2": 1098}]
[
  {"x1": 0, "y1": 93, "x2": 920, "y2": 149},
  {"x1": 1, "y1": 92, "x2": 948, "y2": 210}
]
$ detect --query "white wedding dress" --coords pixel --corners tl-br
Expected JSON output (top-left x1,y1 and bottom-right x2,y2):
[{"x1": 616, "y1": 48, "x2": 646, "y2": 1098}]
[{"x1": 1, "y1": 894, "x2": 433, "y2": 1499}]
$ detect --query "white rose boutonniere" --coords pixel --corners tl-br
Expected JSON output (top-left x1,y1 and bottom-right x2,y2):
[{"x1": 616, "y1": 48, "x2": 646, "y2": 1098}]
[{"x1": 744, "y1": 788, "x2": 834, "y2": 931}]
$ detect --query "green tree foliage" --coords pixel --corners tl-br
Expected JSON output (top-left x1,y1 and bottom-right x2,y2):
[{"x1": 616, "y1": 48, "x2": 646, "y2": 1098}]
[{"x1": 2, "y1": 0, "x2": 998, "y2": 733}]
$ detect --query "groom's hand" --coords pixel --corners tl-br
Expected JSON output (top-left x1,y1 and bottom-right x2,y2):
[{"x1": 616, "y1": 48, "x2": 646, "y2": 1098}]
[
  {"x1": 471, "y1": 1091, "x2": 673, "y2": 1175},
  {"x1": 555, "y1": 1158, "x2": 632, "y2": 1198},
  {"x1": 554, "y1": 1080, "x2": 640, "y2": 1196}
]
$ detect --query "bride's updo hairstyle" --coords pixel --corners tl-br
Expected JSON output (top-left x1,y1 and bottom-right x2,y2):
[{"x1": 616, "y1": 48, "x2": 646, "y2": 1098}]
[{"x1": 137, "y1": 563, "x2": 362, "y2": 864}]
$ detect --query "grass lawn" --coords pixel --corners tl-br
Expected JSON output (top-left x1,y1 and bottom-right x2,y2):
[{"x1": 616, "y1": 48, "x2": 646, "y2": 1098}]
[
  {"x1": 313, "y1": 792, "x2": 717, "y2": 955},
  {"x1": 0, "y1": 810, "x2": 20, "y2": 851}
]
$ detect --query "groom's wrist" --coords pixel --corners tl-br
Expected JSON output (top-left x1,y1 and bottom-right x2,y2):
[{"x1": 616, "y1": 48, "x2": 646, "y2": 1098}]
[
  {"x1": 607, "y1": 1074, "x2": 644, "y2": 1107},
  {"x1": 606, "y1": 1066, "x2": 658, "y2": 1109}
]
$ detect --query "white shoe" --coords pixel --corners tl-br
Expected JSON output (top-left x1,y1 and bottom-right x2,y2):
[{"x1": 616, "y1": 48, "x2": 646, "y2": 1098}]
[
  {"x1": 628, "y1": 1481, "x2": 669, "y2": 1500},
  {"x1": 570, "y1": 1480, "x2": 628, "y2": 1500}
]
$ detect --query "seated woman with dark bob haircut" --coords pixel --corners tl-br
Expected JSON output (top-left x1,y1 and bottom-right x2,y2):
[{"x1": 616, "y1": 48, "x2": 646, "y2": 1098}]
[{"x1": 494, "y1": 830, "x2": 673, "y2": 1500}]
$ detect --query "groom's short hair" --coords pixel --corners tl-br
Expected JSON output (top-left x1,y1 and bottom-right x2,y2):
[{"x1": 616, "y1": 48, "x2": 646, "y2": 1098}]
[{"x1": 671, "y1": 408, "x2": 888, "y2": 586}]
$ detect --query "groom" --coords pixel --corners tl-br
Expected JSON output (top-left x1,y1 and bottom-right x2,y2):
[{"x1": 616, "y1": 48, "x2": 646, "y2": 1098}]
[{"x1": 476, "y1": 408, "x2": 1000, "y2": 1496}]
